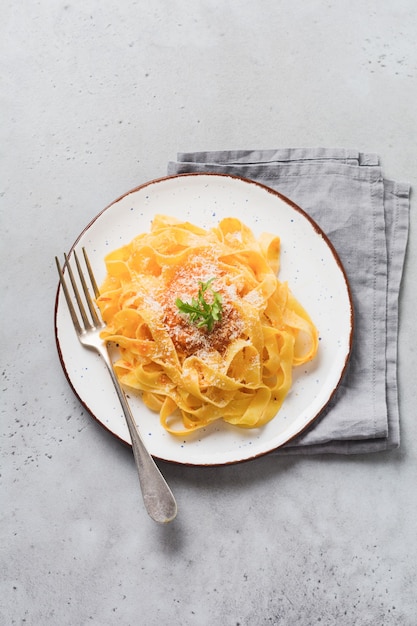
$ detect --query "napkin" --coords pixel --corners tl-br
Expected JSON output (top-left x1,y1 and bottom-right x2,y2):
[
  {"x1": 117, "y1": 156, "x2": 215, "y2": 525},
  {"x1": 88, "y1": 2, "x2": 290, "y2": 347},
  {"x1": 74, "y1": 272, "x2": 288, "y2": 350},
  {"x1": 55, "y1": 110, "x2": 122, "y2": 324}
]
[{"x1": 167, "y1": 148, "x2": 410, "y2": 454}]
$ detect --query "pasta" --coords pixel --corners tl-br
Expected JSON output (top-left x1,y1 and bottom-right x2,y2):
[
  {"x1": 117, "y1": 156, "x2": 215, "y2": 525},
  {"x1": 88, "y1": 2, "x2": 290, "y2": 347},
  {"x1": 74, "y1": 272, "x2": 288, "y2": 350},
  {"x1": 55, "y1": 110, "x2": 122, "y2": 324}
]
[{"x1": 97, "y1": 214, "x2": 319, "y2": 434}]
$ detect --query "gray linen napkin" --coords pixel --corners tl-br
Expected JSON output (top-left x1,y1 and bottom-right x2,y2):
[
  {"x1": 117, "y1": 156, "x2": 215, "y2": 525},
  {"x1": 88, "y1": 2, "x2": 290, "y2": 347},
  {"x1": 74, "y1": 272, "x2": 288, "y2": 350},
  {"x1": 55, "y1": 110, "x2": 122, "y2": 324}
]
[{"x1": 167, "y1": 148, "x2": 410, "y2": 454}]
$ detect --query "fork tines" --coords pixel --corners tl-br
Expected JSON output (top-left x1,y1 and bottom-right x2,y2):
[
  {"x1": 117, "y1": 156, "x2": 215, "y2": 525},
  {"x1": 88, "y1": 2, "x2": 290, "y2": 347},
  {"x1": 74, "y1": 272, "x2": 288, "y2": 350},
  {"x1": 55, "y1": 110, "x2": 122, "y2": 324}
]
[{"x1": 55, "y1": 248, "x2": 103, "y2": 334}]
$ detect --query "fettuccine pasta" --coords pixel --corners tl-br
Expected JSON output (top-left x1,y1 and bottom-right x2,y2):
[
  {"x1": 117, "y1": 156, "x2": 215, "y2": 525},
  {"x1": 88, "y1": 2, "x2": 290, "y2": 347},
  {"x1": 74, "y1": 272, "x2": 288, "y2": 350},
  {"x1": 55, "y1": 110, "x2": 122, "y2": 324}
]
[{"x1": 97, "y1": 215, "x2": 318, "y2": 434}]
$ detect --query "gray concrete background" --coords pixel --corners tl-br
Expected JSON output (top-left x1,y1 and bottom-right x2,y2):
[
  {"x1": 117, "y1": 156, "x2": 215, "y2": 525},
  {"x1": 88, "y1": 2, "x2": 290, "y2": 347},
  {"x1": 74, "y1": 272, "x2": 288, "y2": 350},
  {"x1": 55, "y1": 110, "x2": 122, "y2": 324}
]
[{"x1": 2, "y1": 2, "x2": 416, "y2": 624}]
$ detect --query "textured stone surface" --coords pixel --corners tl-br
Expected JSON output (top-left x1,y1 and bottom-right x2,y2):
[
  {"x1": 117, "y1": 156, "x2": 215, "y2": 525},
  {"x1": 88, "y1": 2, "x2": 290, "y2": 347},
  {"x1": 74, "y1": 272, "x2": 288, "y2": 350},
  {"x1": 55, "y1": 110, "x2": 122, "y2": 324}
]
[{"x1": 1, "y1": 1, "x2": 416, "y2": 624}]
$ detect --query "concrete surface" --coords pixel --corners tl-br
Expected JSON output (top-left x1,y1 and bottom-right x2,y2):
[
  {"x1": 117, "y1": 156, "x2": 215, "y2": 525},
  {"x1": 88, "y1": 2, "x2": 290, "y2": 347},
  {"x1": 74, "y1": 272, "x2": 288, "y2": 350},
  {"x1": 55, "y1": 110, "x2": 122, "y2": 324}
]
[{"x1": 1, "y1": 1, "x2": 416, "y2": 624}]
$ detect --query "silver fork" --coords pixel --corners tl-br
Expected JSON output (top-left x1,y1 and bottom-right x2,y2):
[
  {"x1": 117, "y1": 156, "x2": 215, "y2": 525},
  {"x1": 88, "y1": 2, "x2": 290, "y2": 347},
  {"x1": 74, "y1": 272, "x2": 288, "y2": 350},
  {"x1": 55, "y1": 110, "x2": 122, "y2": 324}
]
[{"x1": 55, "y1": 248, "x2": 177, "y2": 523}]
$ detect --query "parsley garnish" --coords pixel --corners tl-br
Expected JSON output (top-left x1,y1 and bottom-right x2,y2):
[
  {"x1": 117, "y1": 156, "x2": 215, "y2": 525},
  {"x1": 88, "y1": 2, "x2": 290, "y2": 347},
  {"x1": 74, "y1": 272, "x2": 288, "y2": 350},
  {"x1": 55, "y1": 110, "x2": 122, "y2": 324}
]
[{"x1": 175, "y1": 278, "x2": 223, "y2": 332}]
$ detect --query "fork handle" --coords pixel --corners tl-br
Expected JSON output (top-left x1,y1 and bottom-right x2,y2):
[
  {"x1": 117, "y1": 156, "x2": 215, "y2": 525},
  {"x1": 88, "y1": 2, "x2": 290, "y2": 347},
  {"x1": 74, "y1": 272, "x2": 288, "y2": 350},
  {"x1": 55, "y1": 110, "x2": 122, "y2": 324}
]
[{"x1": 100, "y1": 349, "x2": 177, "y2": 523}]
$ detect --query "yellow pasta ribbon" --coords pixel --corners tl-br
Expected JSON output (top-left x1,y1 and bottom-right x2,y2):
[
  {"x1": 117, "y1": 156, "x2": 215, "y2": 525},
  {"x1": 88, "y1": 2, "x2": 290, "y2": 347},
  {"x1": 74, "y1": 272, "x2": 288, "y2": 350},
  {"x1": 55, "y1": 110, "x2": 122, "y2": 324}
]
[{"x1": 97, "y1": 215, "x2": 319, "y2": 435}]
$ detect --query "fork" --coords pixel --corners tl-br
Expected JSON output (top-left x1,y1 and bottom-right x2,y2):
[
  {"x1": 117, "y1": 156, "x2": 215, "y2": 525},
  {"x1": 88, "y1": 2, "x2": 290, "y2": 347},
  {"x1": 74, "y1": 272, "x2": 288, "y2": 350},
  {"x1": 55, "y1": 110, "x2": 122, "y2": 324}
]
[{"x1": 55, "y1": 248, "x2": 177, "y2": 523}]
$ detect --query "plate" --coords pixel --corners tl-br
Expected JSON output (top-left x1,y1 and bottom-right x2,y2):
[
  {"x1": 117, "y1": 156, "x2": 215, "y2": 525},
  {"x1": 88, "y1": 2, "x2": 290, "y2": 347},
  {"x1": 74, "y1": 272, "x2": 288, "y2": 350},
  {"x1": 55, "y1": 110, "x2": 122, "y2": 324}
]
[{"x1": 54, "y1": 173, "x2": 353, "y2": 465}]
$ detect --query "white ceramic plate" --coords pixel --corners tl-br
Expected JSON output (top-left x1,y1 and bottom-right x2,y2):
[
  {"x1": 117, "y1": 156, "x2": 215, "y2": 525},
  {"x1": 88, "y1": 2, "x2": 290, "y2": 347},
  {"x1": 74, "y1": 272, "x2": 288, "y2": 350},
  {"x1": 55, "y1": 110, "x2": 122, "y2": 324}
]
[{"x1": 55, "y1": 173, "x2": 353, "y2": 465}]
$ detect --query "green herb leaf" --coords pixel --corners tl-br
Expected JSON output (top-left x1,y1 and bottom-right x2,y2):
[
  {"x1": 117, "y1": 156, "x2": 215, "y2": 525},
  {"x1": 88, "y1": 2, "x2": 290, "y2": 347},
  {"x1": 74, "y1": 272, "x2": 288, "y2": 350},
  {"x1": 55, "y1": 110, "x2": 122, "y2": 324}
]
[{"x1": 175, "y1": 278, "x2": 223, "y2": 332}]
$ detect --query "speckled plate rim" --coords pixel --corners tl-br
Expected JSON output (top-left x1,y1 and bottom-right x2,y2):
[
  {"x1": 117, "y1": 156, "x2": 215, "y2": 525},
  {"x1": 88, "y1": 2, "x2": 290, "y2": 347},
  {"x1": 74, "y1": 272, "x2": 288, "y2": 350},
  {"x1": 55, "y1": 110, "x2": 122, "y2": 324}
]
[{"x1": 54, "y1": 173, "x2": 354, "y2": 466}]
